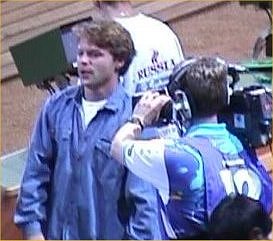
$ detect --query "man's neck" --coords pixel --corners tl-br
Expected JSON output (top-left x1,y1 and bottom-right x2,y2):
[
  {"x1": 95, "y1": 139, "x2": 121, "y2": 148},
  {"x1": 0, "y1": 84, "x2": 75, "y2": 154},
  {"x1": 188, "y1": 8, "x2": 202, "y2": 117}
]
[{"x1": 83, "y1": 78, "x2": 118, "y2": 101}]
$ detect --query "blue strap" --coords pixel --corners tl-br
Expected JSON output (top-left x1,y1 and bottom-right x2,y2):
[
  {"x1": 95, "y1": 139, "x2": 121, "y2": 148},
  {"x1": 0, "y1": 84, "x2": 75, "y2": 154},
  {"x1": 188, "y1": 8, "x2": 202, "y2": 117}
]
[{"x1": 178, "y1": 137, "x2": 227, "y2": 218}]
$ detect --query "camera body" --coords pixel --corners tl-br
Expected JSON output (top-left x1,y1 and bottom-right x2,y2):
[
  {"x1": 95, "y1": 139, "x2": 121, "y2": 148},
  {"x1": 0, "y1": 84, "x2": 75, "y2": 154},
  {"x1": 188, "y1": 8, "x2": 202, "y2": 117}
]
[
  {"x1": 218, "y1": 85, "x2": 272, "y2": 148},
  {"x1": 133, "y1": 62, "x2": 272, "y2": 148},
  {"x1": 132, "y1": 89, "x2": 174, "y2": 125}
]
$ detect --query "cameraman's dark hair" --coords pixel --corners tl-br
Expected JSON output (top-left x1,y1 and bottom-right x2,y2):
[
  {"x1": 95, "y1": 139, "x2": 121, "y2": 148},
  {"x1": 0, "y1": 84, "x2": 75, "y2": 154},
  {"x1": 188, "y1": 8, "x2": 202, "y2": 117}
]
[
  {"x1": 73, "y1": 20, "x2": 135, "y2": 75},
  {"x1": 180, "y1": 57, "x2": 228, "y2": 118},
  {"x1": 94, "y1": 1, "x2": 117, "y2": 8},
  {"x1": 239, "y1": 1, "x2": 272, "y2": 11},
  {"x1": 209, "y1": 194, "x2": 272, "y2": 239}
]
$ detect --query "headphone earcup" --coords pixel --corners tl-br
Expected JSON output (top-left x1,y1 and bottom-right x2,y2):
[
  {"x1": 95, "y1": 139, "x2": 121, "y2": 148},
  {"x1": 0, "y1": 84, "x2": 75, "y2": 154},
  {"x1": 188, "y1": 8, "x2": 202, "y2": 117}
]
[
  {"x1": 226, "y1": 80, "x2": 233, "y2": 105},
  {"x1": 167, "y1": 76, "x2": 180, "y2": 99},
  {"x1": 167, "y1": 58, "x2": 197, "y2": 121},
  {"x1": 173, "y1": 90, "x2": 192, "y2": 120}
]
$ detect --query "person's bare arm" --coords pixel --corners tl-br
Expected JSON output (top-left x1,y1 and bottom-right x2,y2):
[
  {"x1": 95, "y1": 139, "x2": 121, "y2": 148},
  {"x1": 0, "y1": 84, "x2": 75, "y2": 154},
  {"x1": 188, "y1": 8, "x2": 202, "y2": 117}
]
[{"x1": 111, "y1": 91, "x2": 170, "y2": 162}]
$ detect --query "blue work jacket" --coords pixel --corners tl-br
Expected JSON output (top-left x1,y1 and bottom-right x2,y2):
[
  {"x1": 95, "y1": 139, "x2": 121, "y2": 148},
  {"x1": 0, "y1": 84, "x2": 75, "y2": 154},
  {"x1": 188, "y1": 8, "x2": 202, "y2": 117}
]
[{"x1": 14, "y1": 84, "x2": 161, "y2": 239}]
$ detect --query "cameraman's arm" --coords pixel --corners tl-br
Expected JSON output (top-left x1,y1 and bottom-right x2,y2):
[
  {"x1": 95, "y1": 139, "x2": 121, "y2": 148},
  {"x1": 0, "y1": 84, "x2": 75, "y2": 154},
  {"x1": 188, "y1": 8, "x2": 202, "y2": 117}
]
[
  {"x1": 111, "y1": 91, "x2": 170, "y2": 161},
  {"x1": 117, "y1": 138, "x2": 169, "y2": 192},
  {"x1": 111, "y1": 91, "x2": 171, "y2": 190}
]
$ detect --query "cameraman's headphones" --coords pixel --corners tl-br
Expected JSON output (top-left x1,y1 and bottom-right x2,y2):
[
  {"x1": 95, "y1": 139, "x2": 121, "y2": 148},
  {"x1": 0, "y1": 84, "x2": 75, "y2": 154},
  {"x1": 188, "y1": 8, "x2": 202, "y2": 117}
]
[
  {"x1": 167, "y1": 57, "x2": 230, "y2": 123},
  {"x1": 167, "y1": 58, "x2": 197, "y2": 122}
]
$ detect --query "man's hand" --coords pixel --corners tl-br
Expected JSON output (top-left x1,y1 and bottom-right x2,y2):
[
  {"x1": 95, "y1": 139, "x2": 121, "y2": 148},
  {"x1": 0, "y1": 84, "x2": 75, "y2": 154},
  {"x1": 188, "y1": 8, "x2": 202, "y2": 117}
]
[
  {"x1": 132, "y1": 91, "x2": 171, "y2": 127},
  {"x1": 111, "y1": 91, "x2": 170, "y2": 163}
]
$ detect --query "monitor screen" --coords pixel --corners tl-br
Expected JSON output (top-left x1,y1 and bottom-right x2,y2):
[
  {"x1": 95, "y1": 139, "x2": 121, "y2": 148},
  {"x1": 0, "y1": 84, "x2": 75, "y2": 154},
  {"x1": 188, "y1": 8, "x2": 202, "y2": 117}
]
[{"x1": 9, "y1": 16, "x2": 92, "y2": 86}]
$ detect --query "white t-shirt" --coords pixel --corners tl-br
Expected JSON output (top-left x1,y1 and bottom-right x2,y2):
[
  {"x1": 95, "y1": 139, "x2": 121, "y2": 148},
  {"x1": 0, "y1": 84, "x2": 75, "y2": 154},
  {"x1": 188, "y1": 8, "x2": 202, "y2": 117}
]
[
  {"x1": 115, "y1": 13, "x2": 184, "y2": 96},
  {"x1": 81, "y1": 97, "x2": 107, "y2": 127}
]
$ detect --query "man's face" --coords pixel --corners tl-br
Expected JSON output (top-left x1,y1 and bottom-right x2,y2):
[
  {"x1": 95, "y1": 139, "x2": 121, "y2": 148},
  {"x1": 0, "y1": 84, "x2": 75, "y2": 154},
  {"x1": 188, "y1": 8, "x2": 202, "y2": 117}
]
[{"x1": 77, "y1": 38, "x2": 121, "y2": 89}]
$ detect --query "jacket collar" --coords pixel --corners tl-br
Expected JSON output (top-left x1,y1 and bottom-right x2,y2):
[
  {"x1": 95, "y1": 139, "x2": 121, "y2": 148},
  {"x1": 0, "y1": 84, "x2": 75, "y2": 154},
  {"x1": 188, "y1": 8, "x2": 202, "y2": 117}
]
[{"x1": 71, "y1": 82, "x2": 129, "y2": 113}]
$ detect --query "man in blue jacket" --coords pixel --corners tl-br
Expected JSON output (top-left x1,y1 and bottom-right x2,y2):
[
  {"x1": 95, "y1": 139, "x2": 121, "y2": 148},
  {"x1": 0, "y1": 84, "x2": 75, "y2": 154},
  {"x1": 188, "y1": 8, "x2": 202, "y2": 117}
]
[{"x1": 14, "y1": 20, "x2": 161, "y2": 240}]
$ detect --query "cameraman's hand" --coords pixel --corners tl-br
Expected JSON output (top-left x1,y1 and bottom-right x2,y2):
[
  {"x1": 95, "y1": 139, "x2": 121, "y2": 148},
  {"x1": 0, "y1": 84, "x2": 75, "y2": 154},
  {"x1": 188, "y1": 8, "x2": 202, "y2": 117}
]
[{"x1": 132, "y1": 91, "x2": 171, "y2": 127}]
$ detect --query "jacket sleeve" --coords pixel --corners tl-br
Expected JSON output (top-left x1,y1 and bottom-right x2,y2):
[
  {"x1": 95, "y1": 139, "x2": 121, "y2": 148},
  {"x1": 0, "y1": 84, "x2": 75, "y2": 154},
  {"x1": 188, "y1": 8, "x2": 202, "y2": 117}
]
[
  {"x1": 14, "y1": 99, "x2": 54, "y2": 238},
  {"x1": 125, "y1": 171, "x2": 163, "y2": 239}
]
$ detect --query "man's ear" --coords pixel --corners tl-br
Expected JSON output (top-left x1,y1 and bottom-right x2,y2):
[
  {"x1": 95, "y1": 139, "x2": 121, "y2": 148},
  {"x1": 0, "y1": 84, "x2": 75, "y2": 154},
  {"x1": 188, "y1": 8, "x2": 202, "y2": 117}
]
[
  {"x1": 115, "y1": 60, "x2": 125, "y2": 72},
  {"x1": 249, "y1": 227, "x2": 265, "y2": 240}
]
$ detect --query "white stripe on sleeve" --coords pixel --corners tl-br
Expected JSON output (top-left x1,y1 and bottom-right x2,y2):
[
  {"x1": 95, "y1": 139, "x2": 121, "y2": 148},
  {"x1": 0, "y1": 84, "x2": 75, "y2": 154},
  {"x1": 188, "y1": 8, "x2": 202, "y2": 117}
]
[{"x1": 122, "y1": 139, "x2": 170, "y2": 196}]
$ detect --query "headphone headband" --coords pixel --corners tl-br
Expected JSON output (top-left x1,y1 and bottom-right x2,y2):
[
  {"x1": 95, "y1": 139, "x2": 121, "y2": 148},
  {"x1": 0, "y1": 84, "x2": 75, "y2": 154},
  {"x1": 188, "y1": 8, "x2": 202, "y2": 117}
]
[{"x1": 170, "y1": 59, "x2": 196, "y2": 85}]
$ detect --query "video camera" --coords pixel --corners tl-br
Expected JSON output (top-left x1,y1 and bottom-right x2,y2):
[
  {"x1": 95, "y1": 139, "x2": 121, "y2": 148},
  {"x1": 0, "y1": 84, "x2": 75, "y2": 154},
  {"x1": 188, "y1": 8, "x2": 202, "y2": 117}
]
[
  {"x1": 132, "y1": 62, "x2": 249, "y2": 124},
  {"x1": 218, "y1": 59, "x2": 272, "y2": 148},
  {"x1": 132, "y1": 88, "x2": 173, "y2": 126},
  {"x1": 218, "y1": 80, "x2": 272, "y2": 148},
  {"x1": 133, "y1": 62, "x2": 272, "y2": 148}
]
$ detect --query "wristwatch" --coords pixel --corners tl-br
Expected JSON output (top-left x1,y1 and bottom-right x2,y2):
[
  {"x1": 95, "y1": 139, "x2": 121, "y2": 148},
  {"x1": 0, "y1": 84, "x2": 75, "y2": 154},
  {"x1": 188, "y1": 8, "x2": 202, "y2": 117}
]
[{"x1": 128, "y1": 116, "x2": 144, "y2": 130}]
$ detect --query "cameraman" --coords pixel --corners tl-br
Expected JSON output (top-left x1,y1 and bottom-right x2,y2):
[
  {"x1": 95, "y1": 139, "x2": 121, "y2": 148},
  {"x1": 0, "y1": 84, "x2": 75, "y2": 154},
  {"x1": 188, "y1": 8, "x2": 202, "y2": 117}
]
[{"x1": 111, "y1": 57, "x2": 272, "y2": 239}]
